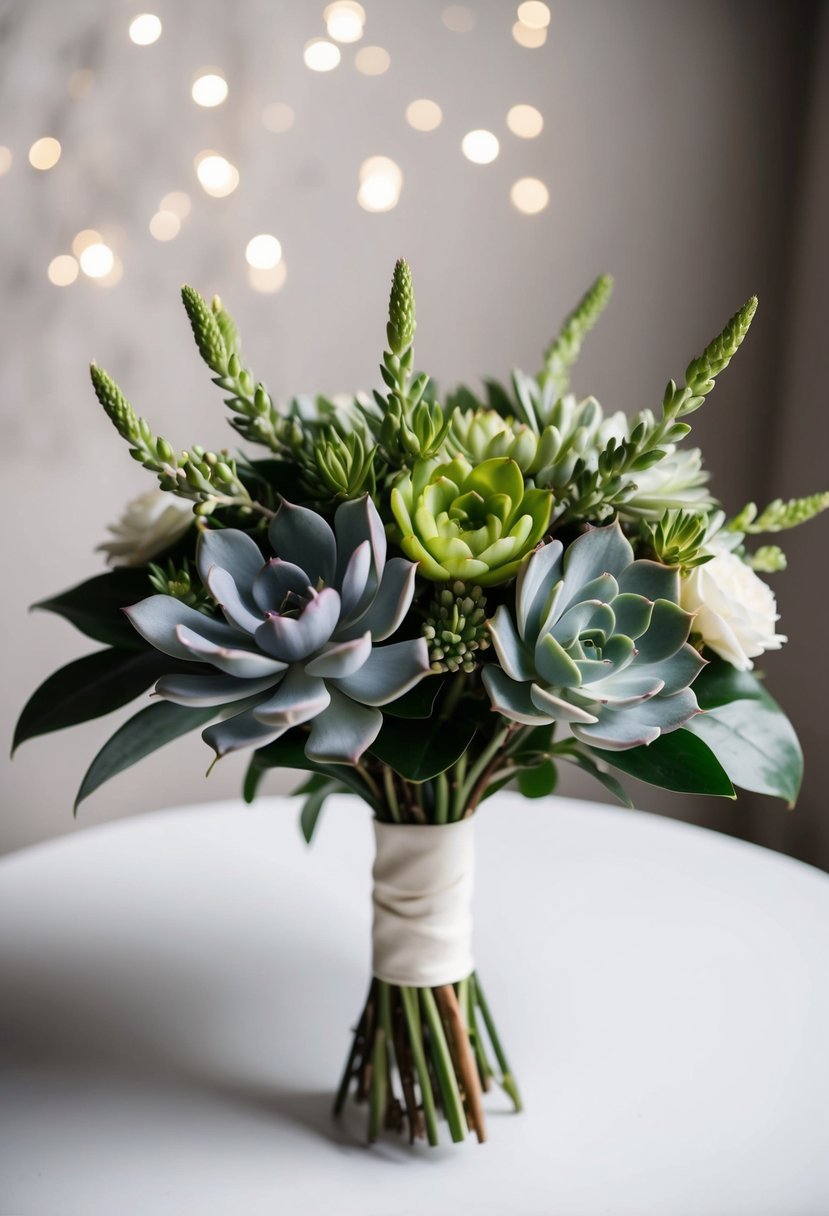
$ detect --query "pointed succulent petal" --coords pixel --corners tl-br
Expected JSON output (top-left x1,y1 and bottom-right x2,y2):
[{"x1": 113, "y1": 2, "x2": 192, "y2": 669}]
[
  {"x1": 176, "y1": 624, "x2": 288, "y2": 679},
  {"x1": 635, "y1": 599, "x2": 693, "y2": 662},
  {"x1": 196, "y1": 528, "x2": 264, "y2": 597},
  {"x1": 333, "y1": 638, "x2": 431, "y2": 706},
  {"x1": 203, "y1": 707, "x2": 286, "y2": 757},
  {"x1": 534, "y1": 632, "x2": 583, "y2": 686},
  {"x1": 586, "y1": 671, "x2": 665, "y2": 707},
  {"x1": 252, "y1": 559, "x2": 311, "y2": 614},
  {"x1": 611, "y1": 593, "x2": 654, "y2": 640},
  {"x1": 268, "y1": 500, "x2": 336, "y2": 586},
  {"x1": 305, "y1": 632, "x2": 373, "y2": 678},
  {"x1": 571, "y1": 714, "x2": 662, "y2": 751},
  {"x1": 617, "y1": 559, "x2": 680, "y2": 602},
  {"x1": 516, "y1": 541, "x2": 564, "y2": 640},
  {"x1": 126, "y1": 596, "x2": 245, "y2": 661},
  {"x1": 205, "y1": 565, "x2": 264, "y2": 634},
  {"x1": 334, "y1": 495, "x2": 386, "y2": 589},
  {"x1": 253, "y1": 666, "x2": 331, "y2": 727},
  {"x1": 487, "y1": 604, "x2": 536, "y2": 682},
  {"x1": 255, "y1": 588, "x2": 341, "y2": 662},
  {"x1": 156, "y1": 671, "x2": 278, "y2": 707},
  {"x1": 339, "y1": 558, "x2": 418, "y2": 642},
  {"x1": 558, "y1": 522, "x2": 633, "y2": 611},
  {"x1": 481, "y1": 665, "x2": 554, "y2": 726},
  {"x1": 338, "y1": 541, "x2": 371, "y2": 622},
  {"x1": 305, "y1": 687, "x2": 382, "y2": 764},
  {"x1": 530, "y1": 682, "x2": 598, "y2": 724},
  {"x1": 634, "y1": 643, "x2": 706, "y2": 696}
]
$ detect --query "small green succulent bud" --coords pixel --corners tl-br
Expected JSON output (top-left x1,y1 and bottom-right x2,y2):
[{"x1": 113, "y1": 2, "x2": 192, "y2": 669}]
[
  {"x1": 422, "y1": 582, "x2": 491, "y2": 673},
  {"x1": 90, "y1": 364, "x2": 140, "y2": 444},
  {"x1": 148, "y1": 557, "x2": 213, "y2": 611},
  {"x1": 387, "y1": 258, "x2": 416, "y2": 356},
  {"x1": 181, "y1": 285, "x2": 228, "y2": 377},
  {"x1": 642, "y1": 509, "x2": 713, "y2": 570}
]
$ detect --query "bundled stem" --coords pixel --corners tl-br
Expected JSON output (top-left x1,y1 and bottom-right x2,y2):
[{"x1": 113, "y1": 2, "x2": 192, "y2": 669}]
[{"x1": 335, "y1": 972, "x2": 520, "y2": 1146}]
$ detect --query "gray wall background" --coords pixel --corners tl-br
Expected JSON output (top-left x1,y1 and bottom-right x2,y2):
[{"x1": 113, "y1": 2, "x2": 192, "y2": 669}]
[{"x1": 2, "y1": 0, "x2": 827, "y2": 864}]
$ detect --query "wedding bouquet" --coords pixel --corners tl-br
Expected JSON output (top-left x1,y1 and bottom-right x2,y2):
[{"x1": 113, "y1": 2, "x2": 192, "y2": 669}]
[{"x1": 15, "y1": 261, "x2": 827, "y2": 1146}]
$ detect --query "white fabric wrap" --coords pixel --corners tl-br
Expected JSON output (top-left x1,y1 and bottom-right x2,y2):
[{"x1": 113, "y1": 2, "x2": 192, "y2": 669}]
[{"x1": 371, "y1": 819, "x2": 474, "y2": 988}]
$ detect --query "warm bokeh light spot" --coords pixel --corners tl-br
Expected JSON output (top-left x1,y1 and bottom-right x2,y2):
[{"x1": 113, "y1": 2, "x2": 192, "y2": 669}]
[
  {"x1": 358, "y1": 156, "x2": 403, "y2": 212},
  {"x1": 354, "y1": 45, "x2": 390, "y2": 75},
  {"x1": 442, "y1": 5, "x2": 475, "y2": 32},
  {"x1": 195, "y1": 152, "x2": 240, "y2": 198},
  {"x1": 507, "y1": 103, "x2": 544, "y2": 138},
  {"x1": 245, "y1": 234, "x2": 283, "y2": 269},
  {"x1": 512, "y1": 21, "x2": 547, "y2": 47},
  {"x1": 461, "y1": 129, "x2": 499, "y2": 164},
  {"x1": 149, "y1": 211, "x2": 181, "y2": 241},
  {"x1": 303, "y1": 39, "x2": 341, "y2": 72},
  {"x1": 160, "y1": 191, "x2": 191, "y2": 219},
  {"x1": 324, "y1": 2, "x2": 366, "y2": 43},
  {"x1": 128, "y1": 14, "x2": 162, "y2": 45},
  {"x1": 0, "y1": 146, "x2": 11, "y2": 175},
  {"x1": 29, "y1": 137, "x2": 61, "y2": 170},
  {"x1": 406, "y1": 99, "x2": 443, "y2": 132},
  {"x1": 47, "y1": 255, "x2": 79, "y2": 286},
  {"x1": 510, "y1": 176, "x2": 549, "y2": 214},
  {"x1": 516, "y1": 1, "x2": 551, "y2": 28},
  {"x1": 79, "y1": 242, "x2": 115, "y2": 279},
  {"x1": 191, "y1": 72, "x2": 228, "y2": 107},
  {"x1": 247, "y1": 260, "x2": 288, "y2": 294}
]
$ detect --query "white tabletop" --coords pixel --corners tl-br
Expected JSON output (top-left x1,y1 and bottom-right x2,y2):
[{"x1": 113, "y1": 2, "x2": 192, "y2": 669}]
[{"x1": 1, "y1": 793, "x2": 828, "y2": 1216}]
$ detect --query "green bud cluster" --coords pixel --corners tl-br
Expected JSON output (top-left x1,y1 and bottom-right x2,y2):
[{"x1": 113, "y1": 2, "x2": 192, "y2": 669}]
[
  {"x1": 642, "y1": 509, "x2": 713, "y2": 570},
  {"x1": 386, "y1": 258, "x2": 416, "y2": 355},
  {"x1": 303, "y1": 427, "x2": 377, "y2": 500},
  {"x1": 730, "y1": 492, "x2": 829, "y2": 534},
  {"x1": 748, "y1": 545, "x2": 787, "y2": 574},
  {"x1": 90, "y1": 364, "x2": 256, "y2": 515},
  {"x1": 422, "y1": 582, "x2": 491, "y2": 674},
  {"x1": 540, "y1": 273, "x2": 614, "y2": 399},
  {"x1": 148, "y1": 557, "x2": 213, "y2": 610}
]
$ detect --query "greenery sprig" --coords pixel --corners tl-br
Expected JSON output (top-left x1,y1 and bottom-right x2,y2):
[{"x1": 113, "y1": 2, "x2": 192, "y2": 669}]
[
  {"x1": 539, "y1": 272, "x2": 614, "y2": 398},
  {"x1": 728, "y1": 492, "x2": 829, "y2": 534}
]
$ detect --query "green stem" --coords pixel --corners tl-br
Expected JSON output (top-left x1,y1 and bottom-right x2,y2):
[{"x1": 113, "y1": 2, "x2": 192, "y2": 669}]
[
  {"x1": 420, "y1": 988, "x2": 468, "y2": 1143},
  {"x1": 460, "y1": 977, "x2": 493, "y2": 1090},
  {"x1": 473, "y1": 973, "x2": 522, "y2": 1112},
  {"x1": 400, "y1": 986, "x2": 440, "y2": 1146},
  {"x1": 368, "y1": 982, "x2": 391, "y2": 1140},
  {"x1": 382, "y1": 767, "x2": 402, "y2": 823},
  {"x1": 434, "y1": 771, "x2": 450, "y2": 825},
  {"x1": 455, "y1": 726, "x2": 512, "y2": 817},
  {"x1": 441, "y1": 672, "x2": 468, "y2": 720}
]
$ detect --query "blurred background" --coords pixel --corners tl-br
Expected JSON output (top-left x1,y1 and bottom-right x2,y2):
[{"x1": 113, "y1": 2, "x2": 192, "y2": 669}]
[{"x1": 1, "y1": 0, "x2": 827, "y2": 866}]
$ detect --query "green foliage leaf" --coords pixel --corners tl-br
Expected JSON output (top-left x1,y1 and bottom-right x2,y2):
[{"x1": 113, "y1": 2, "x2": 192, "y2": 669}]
[
  {"x1": 370, "y1": 715, "x2": 476, "y2": 782},
  {"x1": 560, "y1": 749, "x2": 634, "y2": 808},
  {"x1": 246, "y1": 732, "x2": 375, "y2": 804},
  {"x1": 597, "y1": 729, "x2": 736, "y2": 797},
  {"x1": 686, "y1": 660, "x2": 803, "y2": 805},
  {"x1": 13, "y1": 648, "x2": 181, "y2": 752},
  {"x1": 382, "y1": 675, "x2": 445, "y2": 718},
  {"x1": 296, "y1": 775, "x2": 348, "y2": 844},
  {"x1": 517, "y1": 760, "x2": 558, "y2": 799},
  {"x1": 75, "y1": 702, "x2": 218, "y2": 811},
  {"x1": 35, "y1": 570, "x2": 153, "y2": 650}
]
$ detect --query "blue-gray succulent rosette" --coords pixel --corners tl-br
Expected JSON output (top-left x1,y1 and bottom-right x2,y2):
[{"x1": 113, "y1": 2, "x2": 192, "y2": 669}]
[{"x1": 17, "y1": 258, "x2": 823, "y2": 821}]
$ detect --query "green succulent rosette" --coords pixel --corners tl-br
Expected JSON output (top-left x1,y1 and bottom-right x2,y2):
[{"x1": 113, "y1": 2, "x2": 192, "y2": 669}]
[
  {"x1": 390, "y1": 455, "x2": 552, "y2": 586},
  {"x1": 483, "y1": 521, "x2": 705, "y2": 749}
]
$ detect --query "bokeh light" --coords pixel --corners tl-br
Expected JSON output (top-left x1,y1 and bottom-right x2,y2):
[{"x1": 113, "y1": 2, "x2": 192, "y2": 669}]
[
  {"x1": 79, "y1": 242, "x2": 115, "y2": 279},
  {"x1": 160, "y1": 191, "x2": 191, "y2": 219},
  {"x1": 304, "y1": 39, "x2": 341, "y2": 72},
  {"x1": 72, "y1": 229, "x2": 102, "y2": 257},
  {"x1": 510, "y1": 176, "x2": 550, "y2": 214},
  {"x1": 195, "y1": 152, "x2": 240, "y2": 198},
  {"x1": 354, "y1": 45, "x2": 390, "y2": 75},
  {"x1": 324, "y1": 2, "x2": 366, "y2": 43},
  {"x1": 406, "y1": 99, "x2": 443, "y2": 132},
  {"x1": 461, "y1": 129, "x2": 499, "y2": 164},
  {"x1": 262, "y1": 102, "x2": 295, "y2": 133},
  {"x1": 358, "y1": 156, "x2": 403, "y2": 212},
  {"x1": 28, "y1": 137, "x2": 61, "y2": 170},
  {"x1": 512, "y1": 21, "x2": 547, "y2": 48},
  {"x1": 245, "y1": 234, "x2": 283, "y2": 270},
  {"x1": 149, "y1": 211, "x2": 181, "y2": 241},
  {"x1": 47, "y1": 255, "x2": 79, "y2": 287},
  {"x1": 507, "y1": 103, "x2": 544, "y2": 138},
  {"x1": 248, "y1": 260, "x2": 288, "y2": 294},
  {"x1": 442, "y1": 6, "x2": 475, "y2": 32},
  {"x1": 516, "y1": 2, "x2": 551, "y2": 28},
  {"x1": 128, "y1": 14, "x2": 162, "y2": 45},
  {"x1": 0, "y1": 146, "x2": 11, "y2": 175},
  {"x1": 191, "y1": 72, "x2": 228, "y2": 108}
]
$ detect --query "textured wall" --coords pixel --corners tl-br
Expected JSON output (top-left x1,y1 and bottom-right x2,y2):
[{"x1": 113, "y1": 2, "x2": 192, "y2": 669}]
[{"x1": 1, "y1": 0, "x2": 824, "y2": 859}]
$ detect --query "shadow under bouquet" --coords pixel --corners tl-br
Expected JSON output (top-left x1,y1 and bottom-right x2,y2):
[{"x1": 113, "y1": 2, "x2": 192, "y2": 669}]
[{"x1": 15, "y1": 261, "x2": 828, "y2": 1147}]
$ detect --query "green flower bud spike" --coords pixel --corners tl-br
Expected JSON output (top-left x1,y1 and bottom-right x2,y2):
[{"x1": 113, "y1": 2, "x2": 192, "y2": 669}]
[
  {"x1": 423, "y1": 582, "x2": 491, "y2": 673},
  {"x1": 387, "y1": 257, "x2": 416, "y2": 356}
]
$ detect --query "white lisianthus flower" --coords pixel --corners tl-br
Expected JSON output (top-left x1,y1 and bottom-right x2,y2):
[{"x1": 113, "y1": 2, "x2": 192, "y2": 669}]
[
  {"x1": 98, "y1": 490, "x2": 194, "y2": 566},
  {"x1": 680, "y1": 543, "x2": 787, "y2": 671}
]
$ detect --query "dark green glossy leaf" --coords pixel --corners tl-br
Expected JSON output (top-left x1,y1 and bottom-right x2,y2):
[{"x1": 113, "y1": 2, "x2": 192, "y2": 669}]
[
  {"x1": 299, "y1": 777, "x2": 347, "y2": 844},
  {"x1": 75, "y1": 702, "x2": 218, "y2": 811},
  {"x1": 370, "y1": 715, "x2": 476, "y2": 782},
  {"x1": 517, "y1": 760, "x2": 558, "y2": 799},
  {"x1": 35, "y1": 570, "x2": 153, "y2": 650},
  {"x1": 247, "y1": 732, "x2": 375, "y2": 804},
  {"x1": 597, "y1": 728, "x2": 735, "y2": 798},
  {"x1": 13, "y1": 648, "x2": 183, "y2": 752},
  {"x1": 561, "y1": 750, "x2": 634, "y2": 808},
  {"x1": 382, "y1": 675, "x2": 445, "y2": 719},
  {"x1": 687, "y1": 659, "x2": 802, "y2": 804}
]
